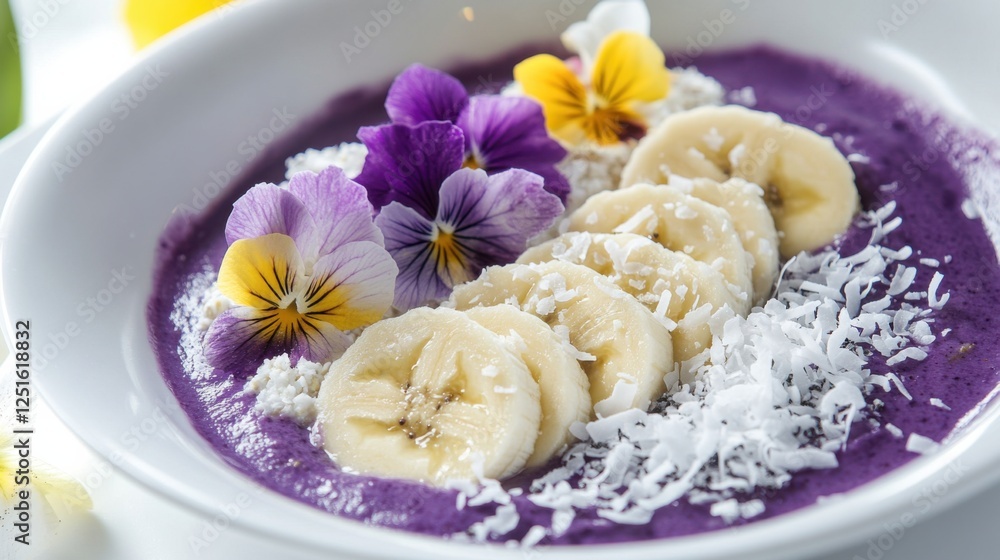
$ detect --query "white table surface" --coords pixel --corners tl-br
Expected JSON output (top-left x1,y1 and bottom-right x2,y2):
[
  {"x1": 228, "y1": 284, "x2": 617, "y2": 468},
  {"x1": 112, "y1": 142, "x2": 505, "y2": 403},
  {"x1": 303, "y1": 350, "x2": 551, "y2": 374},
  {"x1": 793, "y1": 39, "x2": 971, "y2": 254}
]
[{"x1": 1, "y1": 2, "x2": 999, "y2": 559}]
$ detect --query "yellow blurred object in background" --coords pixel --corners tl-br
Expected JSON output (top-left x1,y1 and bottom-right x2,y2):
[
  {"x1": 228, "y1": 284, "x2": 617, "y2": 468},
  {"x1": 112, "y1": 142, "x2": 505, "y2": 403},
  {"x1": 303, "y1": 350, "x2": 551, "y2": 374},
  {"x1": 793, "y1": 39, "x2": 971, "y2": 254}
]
[{"x1": 124, "y1": 0, "x2": 232, "y2": 49}]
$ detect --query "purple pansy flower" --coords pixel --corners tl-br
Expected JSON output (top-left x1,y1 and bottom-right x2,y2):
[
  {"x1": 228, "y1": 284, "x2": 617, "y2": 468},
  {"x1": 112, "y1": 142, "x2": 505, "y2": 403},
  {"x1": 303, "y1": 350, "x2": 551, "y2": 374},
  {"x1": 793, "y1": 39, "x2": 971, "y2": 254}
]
[
  {"x1": 355, "y1": 121, "x2": 465, "y2": 219},
  {"x1": 369, "y1": 63, "x2": 570, "y2": 203},
  {"x1": 205, "y1": 167, "x2": 398, "y2": 372},
  {"x1": 377, "y1": 167, "x2": 564, "y2": 309},
  {"x1": 355, "y1": 121, "x2": 564, "y2": 310}
]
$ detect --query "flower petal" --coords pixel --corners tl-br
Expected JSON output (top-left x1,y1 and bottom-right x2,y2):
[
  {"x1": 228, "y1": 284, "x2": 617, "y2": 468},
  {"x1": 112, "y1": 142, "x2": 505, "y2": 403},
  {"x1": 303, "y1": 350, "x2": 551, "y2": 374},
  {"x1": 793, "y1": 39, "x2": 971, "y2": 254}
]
[
  {"x1": 124, "y1": 0, "x2": 223, "y2": 49},
  {"x1": 385, "y1": 64, "x2": 469, "y2": 126},
  {"x1": 204, "y1": 307, "x2": 350, "y2": 372},
  {"x1": 458, "y1": 95, "x2": 570, "y2": 202},
  {"x1": 561, "y1": 0, "x2": 651, "y2": 74},
  {"x1": 375, "y1": 202, "x2": 452, "y2": 310},
  {"x1": 29, "y1": 460, "x2": 93, "y2": 517},
  {"x1": 217, "y1": 234, "x2": 304, "y2": 310},
  {"x1": 355, "y1": 122, "x2": 465, "y2": 218},
  {"x1": 513, "y1": 54, "x2": 590, "y2": 145},
  {"x1": 592, "y1": 31, "x2": 670, "y2": 108},
  {"x1": 287, "y1": 167, "x2": 384, "y2": 257},
  {"x1": 300, "y1": 241, "x2": 398, "y2": 331},
  {"x1": 439, "y1": 168, "x2": 564, "y2": 266},
  {"x1": 225, "y1": 183, "x2": 317, "y2": 249}
]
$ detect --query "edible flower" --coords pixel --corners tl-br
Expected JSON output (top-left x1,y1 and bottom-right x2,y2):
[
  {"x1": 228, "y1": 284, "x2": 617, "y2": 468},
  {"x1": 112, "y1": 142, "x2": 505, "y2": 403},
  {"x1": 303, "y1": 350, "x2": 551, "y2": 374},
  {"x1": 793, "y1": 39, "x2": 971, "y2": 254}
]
[
  {"x1": 378, "y1": 64, "x2": 570, "y2": 203},
  {"x1": 205, "y1": 168, "x2": 397, "y2": 372},
  {"x1": 1, "y1": 424, "x2": 92, "y2": 539},
  {"x1": 123, "y1": 0, "x2": 237, "y2": 49},
  {"x1": 560, "y1": 0, "x2": 651, "y2": 75},
  {"x1": 356, "y1": 121, "x2": 563, "y2": 310},
  {"x1": 514, "y1": 30, "x2": 670, "y2": 146}
]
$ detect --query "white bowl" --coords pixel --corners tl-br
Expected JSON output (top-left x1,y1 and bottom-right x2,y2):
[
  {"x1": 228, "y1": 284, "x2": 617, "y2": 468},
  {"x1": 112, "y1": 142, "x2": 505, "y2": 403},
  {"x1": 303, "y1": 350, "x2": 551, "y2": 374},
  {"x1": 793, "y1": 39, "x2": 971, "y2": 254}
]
[{"x1": 2, "y1": 1, "x2": 999, "y2": 558}]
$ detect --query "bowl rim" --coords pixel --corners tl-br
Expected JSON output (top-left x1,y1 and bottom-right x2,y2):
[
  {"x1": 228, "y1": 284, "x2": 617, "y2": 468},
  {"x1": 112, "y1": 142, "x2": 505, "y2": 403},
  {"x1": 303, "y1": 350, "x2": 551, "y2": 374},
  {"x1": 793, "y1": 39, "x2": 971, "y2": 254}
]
[{"x1": 4, "y1": 1, "x2": 1000, "y2": 558}]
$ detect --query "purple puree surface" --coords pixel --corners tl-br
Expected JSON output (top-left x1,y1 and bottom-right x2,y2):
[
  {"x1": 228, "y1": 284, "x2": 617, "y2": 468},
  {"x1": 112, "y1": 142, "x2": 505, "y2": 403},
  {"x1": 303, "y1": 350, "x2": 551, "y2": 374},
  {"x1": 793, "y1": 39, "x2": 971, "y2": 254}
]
[{"x1": 147, "y1": 44, "x2": 1000, "y2": 544}]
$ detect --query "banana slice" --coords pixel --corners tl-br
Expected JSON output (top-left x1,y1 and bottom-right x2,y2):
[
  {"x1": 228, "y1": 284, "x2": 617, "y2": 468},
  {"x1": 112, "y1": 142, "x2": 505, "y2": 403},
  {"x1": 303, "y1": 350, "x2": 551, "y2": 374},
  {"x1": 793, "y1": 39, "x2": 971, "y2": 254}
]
[
  {"x1": 317, "y1": 307, "x2": 541, "y2": 485},
  {"x1": 566, "y1": 183, "x2": 754, "y2": 308},
  {"x1": 518, "y1": 232, "x2": 739, "y2": 366},
  {"x1": 619, "y1": 105, "x2": 859, "y2": 258},
  {"x1": 465, "y1": 306, "x2": 591, "y2": 468},
  {"x1": 450, "y1": 261, "x2": 675, "y2": 416},
  {"x1": 666, "y1": 176, "x2": 779, "y2": 302}
]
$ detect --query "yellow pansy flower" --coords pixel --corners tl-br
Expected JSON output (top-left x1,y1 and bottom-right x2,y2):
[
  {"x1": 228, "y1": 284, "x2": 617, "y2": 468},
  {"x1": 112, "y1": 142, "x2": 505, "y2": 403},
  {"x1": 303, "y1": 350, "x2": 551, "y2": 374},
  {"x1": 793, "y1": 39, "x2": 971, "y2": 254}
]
[
  {"x1": 0, "y1": 429, "x2": 92, "y2": 519},
  {"x1": 124, "y1": 0, "x2": 233, "y2": 49},
  {"x1": 514, "y1": 31, "x2": 670, "y2": 146}
]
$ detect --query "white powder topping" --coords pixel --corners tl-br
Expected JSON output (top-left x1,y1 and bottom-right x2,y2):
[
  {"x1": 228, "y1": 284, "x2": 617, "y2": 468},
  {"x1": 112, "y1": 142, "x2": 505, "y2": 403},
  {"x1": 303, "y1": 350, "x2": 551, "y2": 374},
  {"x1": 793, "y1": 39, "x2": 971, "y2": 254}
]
[
  {"x1": 906, "y1": 433, "x2": 941, "y2": 455},
  {"x1": 285, "y1": 142, "x2": 368, "y2": 180},
  {"x1": 197, "y1": 283, "x2": 234, "y2": 331},
  {"x1": 245, "y1": 354, "x2": 330, "y2": 426}
]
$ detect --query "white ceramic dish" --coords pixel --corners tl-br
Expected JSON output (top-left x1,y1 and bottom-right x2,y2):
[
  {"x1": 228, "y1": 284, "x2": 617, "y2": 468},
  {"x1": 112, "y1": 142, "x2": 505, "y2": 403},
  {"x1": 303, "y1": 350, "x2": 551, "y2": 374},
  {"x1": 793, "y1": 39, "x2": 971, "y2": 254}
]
[{"x1": 2, "y1": 1, "x2": 999, "y2": 558}]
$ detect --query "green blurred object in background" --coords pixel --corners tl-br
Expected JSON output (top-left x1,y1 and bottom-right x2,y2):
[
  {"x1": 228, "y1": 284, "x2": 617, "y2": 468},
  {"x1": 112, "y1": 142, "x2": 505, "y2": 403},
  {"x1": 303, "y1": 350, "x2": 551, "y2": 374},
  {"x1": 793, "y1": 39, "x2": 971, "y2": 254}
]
[{"x1": 1, "y1": 0, "x2": 21, "y2": 138}]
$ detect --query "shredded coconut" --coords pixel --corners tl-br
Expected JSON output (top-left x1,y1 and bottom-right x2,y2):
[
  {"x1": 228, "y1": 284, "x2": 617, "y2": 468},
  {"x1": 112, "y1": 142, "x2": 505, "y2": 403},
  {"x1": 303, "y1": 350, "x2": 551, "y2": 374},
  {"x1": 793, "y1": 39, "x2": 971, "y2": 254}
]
[
  {"x1": 285, "y1": 142, "x2": 368, "y2": 180},
  {"x1": 456, "y1": 203, "x2": 949, "y2": 535},
  {"x1": 555, "y1": 142, "x2": 633, "y2": 223},
  {"x1": 640, "y1": 66, "x2": 725, "y2": 126},
  {"x1": 245, "y1": 354, "x2": 331, "y2": 425}
]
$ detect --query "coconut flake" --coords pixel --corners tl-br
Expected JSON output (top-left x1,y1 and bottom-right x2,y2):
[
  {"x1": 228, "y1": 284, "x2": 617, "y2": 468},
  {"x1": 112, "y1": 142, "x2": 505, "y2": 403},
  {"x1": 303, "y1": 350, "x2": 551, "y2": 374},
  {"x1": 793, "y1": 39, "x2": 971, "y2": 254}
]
[
  {"x1": 906, "y1": 433, "x2": 941, "y2": 455},
  {"x1": 446, "y1": 191, "x2": 952, "y2": 541},
  {"x1": 961, "y1": 198, "x2": 981, "y2": 220},
  {"x1": 884, "y1": 423, "x2": 904, "y2": 438},
  {"x1": 930, "y1": 398, "x2": 951, "y2": 410},
  {"x1": 928, "y1": 271, "x2": 950, "y2": 309}
]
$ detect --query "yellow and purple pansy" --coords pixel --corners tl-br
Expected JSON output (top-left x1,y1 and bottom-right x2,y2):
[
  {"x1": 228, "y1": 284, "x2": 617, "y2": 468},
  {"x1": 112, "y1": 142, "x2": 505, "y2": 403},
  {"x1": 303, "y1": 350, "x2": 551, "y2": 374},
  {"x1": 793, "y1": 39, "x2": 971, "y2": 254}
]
[
  {"x1": 514, "y1": 25, "x2": 670, "y2": 146},
  {"x1": 204, "y1": 167, "x2": 397, "y2": 371}
]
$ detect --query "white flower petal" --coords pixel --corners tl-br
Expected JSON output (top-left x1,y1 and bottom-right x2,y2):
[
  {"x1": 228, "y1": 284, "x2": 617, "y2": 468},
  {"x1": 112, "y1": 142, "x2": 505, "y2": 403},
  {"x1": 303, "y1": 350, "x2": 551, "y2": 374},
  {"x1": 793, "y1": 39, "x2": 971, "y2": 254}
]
[{"x1": 561, "y1": 0, "x2": 651, "y2": 75}]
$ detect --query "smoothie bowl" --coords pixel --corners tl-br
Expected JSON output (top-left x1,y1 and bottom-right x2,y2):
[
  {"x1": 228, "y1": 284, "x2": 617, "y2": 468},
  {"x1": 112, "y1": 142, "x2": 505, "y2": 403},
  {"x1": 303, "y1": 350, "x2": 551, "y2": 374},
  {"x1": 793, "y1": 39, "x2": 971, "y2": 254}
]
[{"x1": 3, "y1": 0, "x2": 1000, "y2": 558}]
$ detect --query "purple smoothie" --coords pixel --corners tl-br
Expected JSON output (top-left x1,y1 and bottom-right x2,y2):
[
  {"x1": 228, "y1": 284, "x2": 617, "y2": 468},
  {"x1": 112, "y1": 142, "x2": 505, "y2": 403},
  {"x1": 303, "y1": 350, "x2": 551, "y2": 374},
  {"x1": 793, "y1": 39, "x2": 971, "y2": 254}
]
[{"x1": 147, "y1": 45, "x2": 1000, "y2": 544}]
